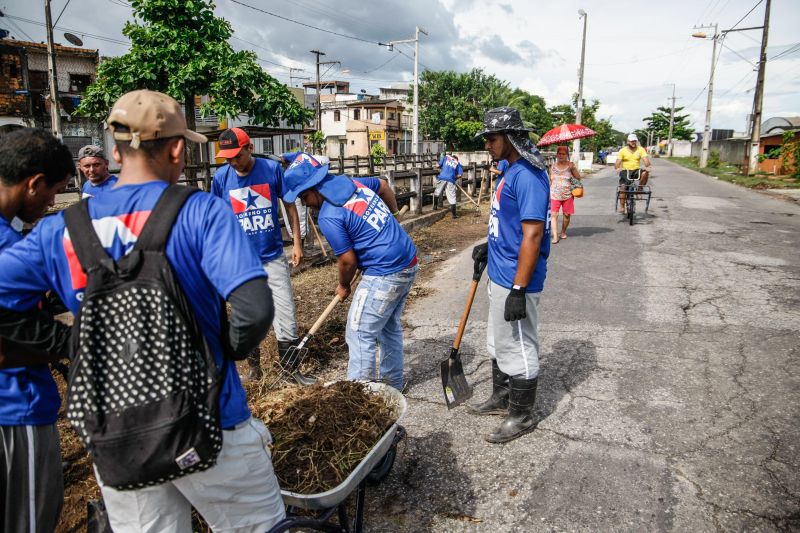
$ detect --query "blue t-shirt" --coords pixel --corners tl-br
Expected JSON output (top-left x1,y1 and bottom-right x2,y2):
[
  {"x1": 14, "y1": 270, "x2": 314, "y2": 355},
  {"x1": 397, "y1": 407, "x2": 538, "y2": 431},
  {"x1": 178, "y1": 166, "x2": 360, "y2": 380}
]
[
  {"x1": 0, "y1": 215, "x2": 61, "y2": 425},
  {"x1": 487, "y1": 159, "x2": 551, "y2": 292},
  {"x1": 496, "y1": 159, "x2": 509, "y2": 177},
  {"x1": 212, "y1": 158, "x2": 285, "y2": 263},
  {"x1": 81, "y1": 175, "x2": 118, "y2": 198},
  {"x1": 0, "y1": 181, "x2": 266, "y2": 429},
  {"x1": 437, "y1": 155, "x2": 463, "y2": 183},
  {"x1": 318, "y1": 178, "x2": 417, "y2": 276}
]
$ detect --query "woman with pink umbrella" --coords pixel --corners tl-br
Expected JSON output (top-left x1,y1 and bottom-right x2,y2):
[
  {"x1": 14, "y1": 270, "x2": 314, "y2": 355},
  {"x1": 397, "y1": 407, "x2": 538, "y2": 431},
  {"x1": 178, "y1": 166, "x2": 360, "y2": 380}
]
[{"x1": 549, "y1": 145, "x2": 582, "y2": 244}]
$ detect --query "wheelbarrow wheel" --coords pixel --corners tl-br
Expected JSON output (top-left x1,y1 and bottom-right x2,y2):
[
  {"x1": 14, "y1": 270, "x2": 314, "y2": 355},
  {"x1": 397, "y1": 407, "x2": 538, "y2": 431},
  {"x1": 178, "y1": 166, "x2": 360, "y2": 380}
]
[{"x1": 366, "y1": 444, "x2": 397, "y2": 485}]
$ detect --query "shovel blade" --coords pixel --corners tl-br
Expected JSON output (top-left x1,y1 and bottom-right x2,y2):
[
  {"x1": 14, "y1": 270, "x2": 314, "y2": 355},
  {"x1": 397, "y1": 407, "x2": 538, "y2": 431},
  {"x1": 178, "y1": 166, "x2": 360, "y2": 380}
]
[{"x1": 439, "y1": 349, "x2": 472, "y2": 409}]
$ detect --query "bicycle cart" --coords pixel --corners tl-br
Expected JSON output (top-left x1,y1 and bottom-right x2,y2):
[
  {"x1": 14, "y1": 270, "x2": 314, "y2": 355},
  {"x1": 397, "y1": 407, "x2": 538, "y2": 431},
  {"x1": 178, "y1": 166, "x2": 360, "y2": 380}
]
[
  {"x1": 268, "y1": 382, "x2": 408, "y2": 533},
  {"x1": 615, "y1": 170, "x2": 652, "y2": 225}
]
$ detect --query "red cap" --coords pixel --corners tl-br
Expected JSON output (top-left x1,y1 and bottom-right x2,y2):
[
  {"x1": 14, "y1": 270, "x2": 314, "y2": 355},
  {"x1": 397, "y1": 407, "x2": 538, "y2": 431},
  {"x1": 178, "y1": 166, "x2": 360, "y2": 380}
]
[{"x1": 216, "y1": 127, "x2": 251, "y2": 158}]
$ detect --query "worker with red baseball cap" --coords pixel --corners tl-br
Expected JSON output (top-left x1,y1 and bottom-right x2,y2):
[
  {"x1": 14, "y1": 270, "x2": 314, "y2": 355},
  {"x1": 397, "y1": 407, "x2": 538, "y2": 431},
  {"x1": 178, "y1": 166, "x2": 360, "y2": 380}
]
[{"x1": 211, "y1": 127, "x2": 311, "y2": 385}]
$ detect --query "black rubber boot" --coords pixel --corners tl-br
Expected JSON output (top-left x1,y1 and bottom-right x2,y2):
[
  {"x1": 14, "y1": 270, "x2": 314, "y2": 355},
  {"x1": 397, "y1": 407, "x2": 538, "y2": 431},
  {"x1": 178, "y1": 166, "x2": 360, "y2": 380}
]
[
  {"x1": 243, "y1": 348, "x2": 263, "y2": 382},
  {"x1": 467, "y1": 360, "x2": 509, "y2": 415},
  {"x1": 432, "y1": 195, "x2": 440, "y2": 210},
  {"x1": 278, "y1": 340, "x2": 317, "y2": 386},
  {"x1": 486, "y1": 376, "x2": 538, "y2": 444},
  {"x1": 450, "y1": 204, "x2": 459, "y2": 219}
]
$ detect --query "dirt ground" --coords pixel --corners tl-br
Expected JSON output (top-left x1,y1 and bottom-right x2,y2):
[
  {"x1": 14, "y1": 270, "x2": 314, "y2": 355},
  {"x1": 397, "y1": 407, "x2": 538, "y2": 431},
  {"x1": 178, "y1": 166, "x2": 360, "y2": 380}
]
[{"x1": 55, "y1": 203, "x2": 490, "y2": 532}]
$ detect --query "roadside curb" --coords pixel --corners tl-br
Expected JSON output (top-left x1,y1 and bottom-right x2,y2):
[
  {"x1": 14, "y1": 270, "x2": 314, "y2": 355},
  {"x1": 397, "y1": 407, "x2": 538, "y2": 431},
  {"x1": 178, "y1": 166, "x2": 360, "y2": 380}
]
[{"x1": 755, "y1": 188, "x2": 800, "y2": 204}]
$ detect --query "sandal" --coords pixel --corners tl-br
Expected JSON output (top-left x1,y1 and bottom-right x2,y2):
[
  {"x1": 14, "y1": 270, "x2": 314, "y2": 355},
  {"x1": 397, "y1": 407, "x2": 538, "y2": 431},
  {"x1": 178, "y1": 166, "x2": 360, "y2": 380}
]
[
  {"x1": 560, "y1": 233, "x2": 567, "y2": 239},
  {"x1": 551, "y1": 236, "x2": 559, "y2": 244}
]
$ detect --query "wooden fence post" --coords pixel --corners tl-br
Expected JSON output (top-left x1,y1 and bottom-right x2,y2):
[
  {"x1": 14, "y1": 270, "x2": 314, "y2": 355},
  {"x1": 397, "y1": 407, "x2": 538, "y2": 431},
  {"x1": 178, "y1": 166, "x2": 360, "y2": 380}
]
[
  {"x1": 411, "y1": 168, "x2": 422, "y2": 215},
  {"x1": 367, "y1": 153, "x2": 375, "y2": 175},
  {"x1": 338, "y1": 155, "x2": 344, "y2": 175},
  {"x1": 354, "y1": 155, "x2": 361, "y2": 175},
  {"x1": 467, "y1": 163, "x2": 476, "y2": 196},
  {"x1": 382, "y1": 169, "x2": 396, "y2": 192}
]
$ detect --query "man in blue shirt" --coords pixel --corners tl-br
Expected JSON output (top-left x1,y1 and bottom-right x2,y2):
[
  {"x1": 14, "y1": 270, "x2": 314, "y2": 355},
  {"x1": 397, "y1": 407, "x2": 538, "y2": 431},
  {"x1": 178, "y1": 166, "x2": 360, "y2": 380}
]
[
  {"x1": 78, "y1": 145, "x2": 118, "y2": 198},
  {"x1": 0, "y1": 128, "x2": 73, "y2": 533},
  {"x1": 212, "y1": 128, "x2": 311, "y2": 384},
  {"x1": 470, "y1": 107, "x2": 551, "y2": 444},
  {"x1": 0, "y1": 91, "x2": 285, "y2": 530},
  {"x1": 283, "y1": 154, "x2": 417, "y2": 391},
  {"x1": 433, "y1": 153, "x2": 463, "y2": 218}
]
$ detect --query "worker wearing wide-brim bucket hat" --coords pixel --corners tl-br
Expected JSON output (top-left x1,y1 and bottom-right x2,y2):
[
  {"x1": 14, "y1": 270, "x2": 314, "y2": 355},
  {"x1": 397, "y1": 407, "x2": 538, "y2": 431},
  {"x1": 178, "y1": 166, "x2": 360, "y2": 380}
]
[
  {"x1": 473, "y1": 106, "x2": 547, "y2": 170},
  {"x1": 470, "y1": 106, "x2": 552, "y2": 444}
]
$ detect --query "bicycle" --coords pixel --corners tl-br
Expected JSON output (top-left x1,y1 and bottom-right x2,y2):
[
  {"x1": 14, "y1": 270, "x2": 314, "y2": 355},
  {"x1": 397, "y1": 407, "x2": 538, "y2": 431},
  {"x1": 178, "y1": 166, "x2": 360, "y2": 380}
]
[{"x1": 615, "y1": 169, "x2": 652, "y2": 225}]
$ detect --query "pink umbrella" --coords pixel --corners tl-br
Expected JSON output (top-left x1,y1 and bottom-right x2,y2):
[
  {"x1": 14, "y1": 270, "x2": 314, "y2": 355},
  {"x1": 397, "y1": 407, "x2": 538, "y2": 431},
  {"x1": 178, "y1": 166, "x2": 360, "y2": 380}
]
[{"x1": 537, "y1": 123, "x2": 596, "y2": 146}]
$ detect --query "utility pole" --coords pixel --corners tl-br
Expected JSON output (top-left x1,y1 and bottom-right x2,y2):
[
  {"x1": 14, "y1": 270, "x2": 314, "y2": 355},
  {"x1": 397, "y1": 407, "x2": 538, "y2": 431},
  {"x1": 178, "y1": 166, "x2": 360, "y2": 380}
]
[
  {"x1": 667, "y1": 84, "x2": 677, "y2": 157},
  {"x1": 44, "y1": 0, "x2": 61, "y2": 138},
  {"x1": 383, "y1": 26, "x2": 427, "y2": 154},
  {"x1": 573, "y1": 9, "x2": 587, "y2": 165},
  {"x1": 693, "y1": 23, "x2": 718, "y2": 168},
  {"x1": 310, "y1": 50, "x2": 325, "y2": 132},
  {"x1": 747, "y1": 0, "x2": 771, "y2": 175}
]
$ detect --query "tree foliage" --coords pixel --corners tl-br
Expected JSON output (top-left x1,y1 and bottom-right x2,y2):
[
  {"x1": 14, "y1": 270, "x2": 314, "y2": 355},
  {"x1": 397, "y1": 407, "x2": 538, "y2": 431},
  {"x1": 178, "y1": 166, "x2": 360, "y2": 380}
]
[
  {"x1": 418, "y1": 69, "x2": 555, "y2": 150},
  {"x1": 77, "y1": 0, "x2": 310, "y2": 127},
  {"x1": 639, "y1": 105, "x2": 694, "y2": 142},
  {"x1": 418, "y1": 70, "x2": 623, "y2": 152}
]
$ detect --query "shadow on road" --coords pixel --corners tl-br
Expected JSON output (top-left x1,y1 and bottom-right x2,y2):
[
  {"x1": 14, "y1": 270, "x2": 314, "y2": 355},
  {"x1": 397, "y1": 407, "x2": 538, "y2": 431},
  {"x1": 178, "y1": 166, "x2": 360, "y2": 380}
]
[
  {"x1": 536, "y1": 339, "x2": 598, "y2": 421},
  {"x1": 564, "y1": 226, "x2": 612, "y2": 238},
  {"x1": 366, "y1": 430, "x2": 476, "y2": 532}
]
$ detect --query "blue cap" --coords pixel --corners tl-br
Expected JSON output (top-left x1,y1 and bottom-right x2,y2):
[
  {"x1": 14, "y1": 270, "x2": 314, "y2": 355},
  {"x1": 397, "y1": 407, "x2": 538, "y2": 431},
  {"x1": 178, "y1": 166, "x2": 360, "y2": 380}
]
[{"x1": 283, "y1": 152, "x2": 356, "y2": 207}]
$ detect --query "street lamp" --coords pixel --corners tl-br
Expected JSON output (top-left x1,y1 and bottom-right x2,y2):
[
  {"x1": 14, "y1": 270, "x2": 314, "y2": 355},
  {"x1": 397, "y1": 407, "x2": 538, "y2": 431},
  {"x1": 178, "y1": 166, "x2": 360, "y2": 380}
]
[
  {"x1": 381, "y1": 26, "x2": 427, "y2": 155},
  {"x1": 692, "y1": 24, "x2": 718, "y2": 168}
]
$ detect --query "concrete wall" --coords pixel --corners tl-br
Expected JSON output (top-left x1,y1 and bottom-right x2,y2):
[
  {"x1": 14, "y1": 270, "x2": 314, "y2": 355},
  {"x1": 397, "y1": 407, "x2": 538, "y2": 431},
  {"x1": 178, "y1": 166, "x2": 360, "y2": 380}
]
[
  {"x1": 672, "y1": 140, "x2": 692, "y2": 157},
  {"x1": 691, "y1": 139, "x2": 747, "y2": 166}
]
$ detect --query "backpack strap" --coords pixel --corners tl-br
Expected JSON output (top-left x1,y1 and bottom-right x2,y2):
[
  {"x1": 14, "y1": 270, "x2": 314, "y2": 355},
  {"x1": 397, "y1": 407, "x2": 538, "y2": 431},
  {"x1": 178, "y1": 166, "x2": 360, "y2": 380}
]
[
  {"x1": 63, "y1": 199, "x2": 116, "y2": 273},
  {"x1": 133, "y1": 185, "x2": 199, "y2": 252}
]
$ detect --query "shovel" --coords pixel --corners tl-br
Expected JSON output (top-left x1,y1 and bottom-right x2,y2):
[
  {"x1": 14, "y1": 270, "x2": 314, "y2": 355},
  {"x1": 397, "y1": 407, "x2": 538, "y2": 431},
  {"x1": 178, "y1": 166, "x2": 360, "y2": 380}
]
[{"x1": 440, "y1": 253, "x2": 487, "y2": 408}]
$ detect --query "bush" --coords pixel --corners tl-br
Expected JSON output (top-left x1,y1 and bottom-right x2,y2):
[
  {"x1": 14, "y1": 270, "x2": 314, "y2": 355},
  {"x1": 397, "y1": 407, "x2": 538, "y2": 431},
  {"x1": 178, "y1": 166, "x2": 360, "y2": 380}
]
[
  {"x1": 707, "y1": 150, "x2": 721, "y2": 168},
  {"x1": 370, "y1": 143, "x2": 386, "y2": 167}
]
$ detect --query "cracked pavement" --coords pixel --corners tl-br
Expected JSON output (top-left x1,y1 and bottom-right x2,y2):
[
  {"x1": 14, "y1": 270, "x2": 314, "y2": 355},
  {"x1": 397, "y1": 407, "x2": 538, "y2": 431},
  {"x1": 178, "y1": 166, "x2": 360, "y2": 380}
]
[{"x1": 361, "y1": 159, "x2": 800, "y2": 532}]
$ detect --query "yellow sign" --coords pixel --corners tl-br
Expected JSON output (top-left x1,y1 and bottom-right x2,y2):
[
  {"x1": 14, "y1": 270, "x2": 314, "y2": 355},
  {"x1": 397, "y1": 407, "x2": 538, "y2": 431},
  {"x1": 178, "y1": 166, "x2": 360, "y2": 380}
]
[{"x1": 369, "y1": 130, "x2": 385, "y2": 141}]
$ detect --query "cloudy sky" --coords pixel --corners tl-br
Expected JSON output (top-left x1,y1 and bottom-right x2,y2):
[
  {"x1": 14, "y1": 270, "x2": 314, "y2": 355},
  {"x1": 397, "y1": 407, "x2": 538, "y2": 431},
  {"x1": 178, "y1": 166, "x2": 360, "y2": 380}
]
[{"x1": 4, "y1": 0, "x2": 799, "y2": 134}]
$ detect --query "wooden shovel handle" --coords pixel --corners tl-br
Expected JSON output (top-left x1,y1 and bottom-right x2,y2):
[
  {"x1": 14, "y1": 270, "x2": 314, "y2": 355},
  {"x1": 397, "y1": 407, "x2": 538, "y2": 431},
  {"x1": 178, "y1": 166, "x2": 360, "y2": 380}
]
[
  {"x1": 452, "y1": 278, "x2": 480, "y2": 352},
  {"x1": 307, "y1": 294, "x2": 341, "y2": 336},
  {"x1": 455, "y1": 183, "x2": 480, "y2": 207},
  {"x1": 306, "y1": 271, "x2": 362, "y2": 337},
  {"x1": 309, "y1": 215, "x2": 328, "y2": 258}
]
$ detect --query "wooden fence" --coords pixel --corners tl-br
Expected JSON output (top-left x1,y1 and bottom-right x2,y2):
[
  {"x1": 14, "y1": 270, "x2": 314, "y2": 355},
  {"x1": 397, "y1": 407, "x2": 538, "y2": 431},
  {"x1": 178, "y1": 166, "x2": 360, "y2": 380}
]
[{"x1": 180, "y1": 152, "x2": 556, "y2": 212}]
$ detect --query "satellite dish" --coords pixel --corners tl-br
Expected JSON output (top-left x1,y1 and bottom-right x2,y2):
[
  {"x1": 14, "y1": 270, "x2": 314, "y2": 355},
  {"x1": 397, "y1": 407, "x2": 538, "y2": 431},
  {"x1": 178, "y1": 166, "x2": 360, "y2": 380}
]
[{"x1": 64, "y1": 33, "x2": 83, "y2": 46}]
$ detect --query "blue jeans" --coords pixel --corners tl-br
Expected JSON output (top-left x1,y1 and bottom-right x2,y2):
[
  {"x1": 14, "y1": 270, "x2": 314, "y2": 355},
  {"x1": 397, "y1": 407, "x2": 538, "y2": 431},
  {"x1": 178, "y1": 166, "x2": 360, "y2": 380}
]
[{"x1": 345, "y1": 265, "x2": 418, "y2": 390}]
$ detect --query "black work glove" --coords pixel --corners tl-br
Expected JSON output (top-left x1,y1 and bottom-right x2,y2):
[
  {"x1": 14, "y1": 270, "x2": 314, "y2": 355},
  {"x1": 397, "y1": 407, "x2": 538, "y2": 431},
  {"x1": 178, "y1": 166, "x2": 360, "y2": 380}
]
[
  {"x1": 472, "y1": 243, "x2": 488, "y2": 281},
  {"x1": 504, "y1": 287, "x2": 527, "y2": 322}
]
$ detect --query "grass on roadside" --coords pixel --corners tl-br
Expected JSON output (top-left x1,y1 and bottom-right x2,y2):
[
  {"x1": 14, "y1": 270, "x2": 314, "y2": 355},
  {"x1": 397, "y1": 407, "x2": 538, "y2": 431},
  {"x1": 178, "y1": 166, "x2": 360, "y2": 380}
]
[{"x1": 668, "y1": 156, "x2": 800, "y2": 189}]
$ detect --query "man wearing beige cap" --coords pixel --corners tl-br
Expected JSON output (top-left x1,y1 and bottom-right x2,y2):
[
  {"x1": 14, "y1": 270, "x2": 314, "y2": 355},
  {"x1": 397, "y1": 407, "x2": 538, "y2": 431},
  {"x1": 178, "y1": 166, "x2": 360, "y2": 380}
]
[
  {"x1": 0, "y1": 90, "x2": 286, "y2": 531},
  {"x1": 77, "y1": 145, "x2": 117, "y2": 198}
]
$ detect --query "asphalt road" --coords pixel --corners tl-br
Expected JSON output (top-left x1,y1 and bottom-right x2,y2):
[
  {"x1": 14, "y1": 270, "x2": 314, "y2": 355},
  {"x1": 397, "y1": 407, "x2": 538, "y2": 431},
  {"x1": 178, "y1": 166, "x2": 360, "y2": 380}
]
[{"x1": 364, "y1": 159, "x2": 800, "y2": 532}]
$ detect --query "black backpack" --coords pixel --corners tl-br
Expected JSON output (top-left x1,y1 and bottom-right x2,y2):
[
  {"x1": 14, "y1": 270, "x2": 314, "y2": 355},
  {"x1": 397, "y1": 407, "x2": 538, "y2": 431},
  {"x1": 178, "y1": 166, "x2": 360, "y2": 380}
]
[{"x1": 63, "y1": 185, "x2": 223, "y2": 490}]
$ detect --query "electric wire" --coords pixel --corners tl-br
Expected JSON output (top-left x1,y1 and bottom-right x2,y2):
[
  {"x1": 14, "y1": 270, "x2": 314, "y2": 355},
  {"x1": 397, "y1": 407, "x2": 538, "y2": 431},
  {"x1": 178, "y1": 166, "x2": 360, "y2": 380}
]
[
  {"x1": 4, "y1": 13, "x2": 129, "y2": 45},
  {"x1": 229, "y1": 0, "x2": 381, "y2": 45},
  {"x1": 53, "y1": 0, "x2": 72, "y2": 26}
]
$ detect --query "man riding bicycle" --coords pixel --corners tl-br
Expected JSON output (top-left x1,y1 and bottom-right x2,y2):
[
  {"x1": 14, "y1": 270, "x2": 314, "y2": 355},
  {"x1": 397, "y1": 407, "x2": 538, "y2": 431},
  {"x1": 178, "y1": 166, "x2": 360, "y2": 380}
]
[{"x1": 615, "y1": 133, "x2": 651, "y2": 213}]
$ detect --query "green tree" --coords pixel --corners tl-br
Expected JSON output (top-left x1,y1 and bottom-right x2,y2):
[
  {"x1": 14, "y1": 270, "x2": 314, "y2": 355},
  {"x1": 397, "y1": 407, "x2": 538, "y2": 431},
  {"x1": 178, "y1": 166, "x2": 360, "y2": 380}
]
[
  {"x1": 308, "y1": 130, "x2": 325, "y2": 153},
  {"x1": 641, "y1": 106, "x2": 694, "y2": 141},
  {"x1": 77, "y1": 0, "x2": 310, "y2": 169},
  {"x1": 418, "y1": 69, "x2": 556, "y2": 149}
]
